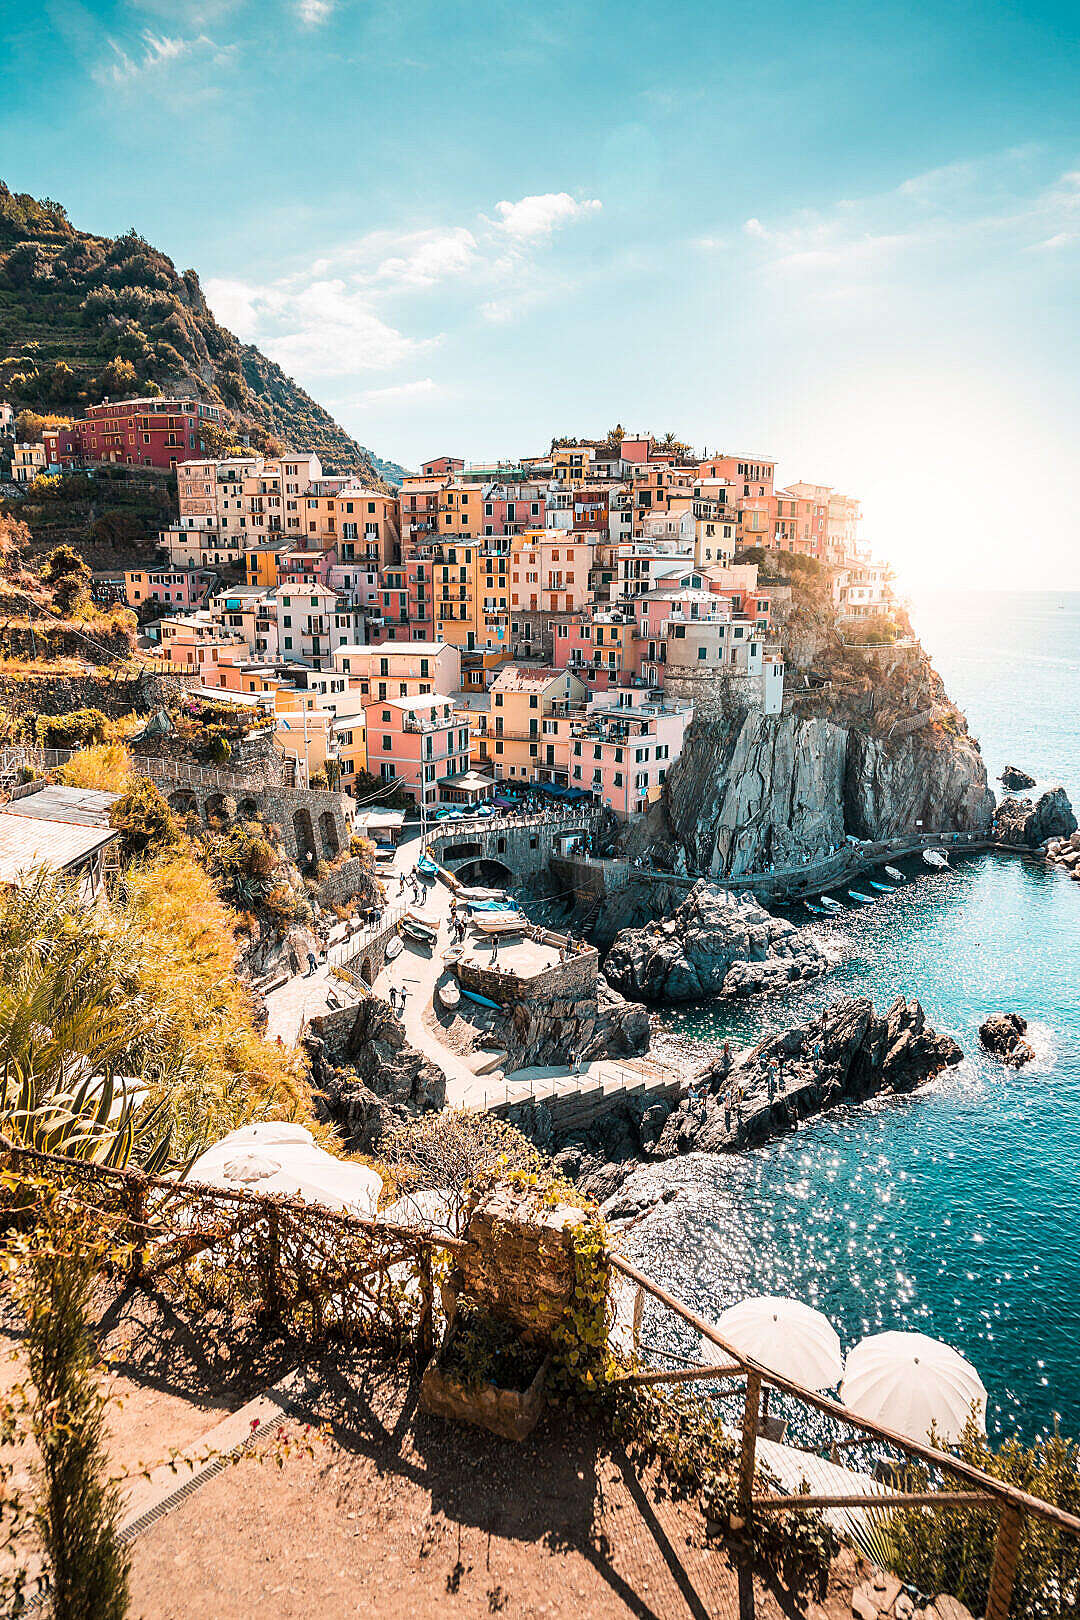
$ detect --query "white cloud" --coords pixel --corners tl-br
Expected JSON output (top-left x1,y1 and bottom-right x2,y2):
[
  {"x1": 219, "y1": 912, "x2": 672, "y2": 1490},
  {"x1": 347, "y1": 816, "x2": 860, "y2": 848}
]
[
  {"x1": 372, "y1": 228, "x2": 478, "y2": 289},
  {"x1": 297, "y1": 0, "x2": 334, "y2": 23},
  {"x1": 205, "y1": 276, "x2": 427, "y2": 378},
  {"x1": 93, "y1": 30, "x2": 217, "y2": 85},
  {"x1": 494, "y1": 193, "x2": 601, "y2": 240},
  {"x1": 354, "y1": 379, "x2": 442, "y2": 406}
]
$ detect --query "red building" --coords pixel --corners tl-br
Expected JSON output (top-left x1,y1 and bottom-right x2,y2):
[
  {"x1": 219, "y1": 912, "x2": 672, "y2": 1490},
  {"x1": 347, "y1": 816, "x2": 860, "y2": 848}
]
[{"x1": 75, "y1": 398, "x2": 221, "y2": 471}]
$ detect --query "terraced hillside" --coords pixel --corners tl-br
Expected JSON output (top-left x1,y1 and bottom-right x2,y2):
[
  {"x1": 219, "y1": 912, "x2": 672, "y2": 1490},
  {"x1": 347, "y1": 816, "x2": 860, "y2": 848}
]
[{"x1": 0, "y1": 182, "x2": 405, "y2": 481}]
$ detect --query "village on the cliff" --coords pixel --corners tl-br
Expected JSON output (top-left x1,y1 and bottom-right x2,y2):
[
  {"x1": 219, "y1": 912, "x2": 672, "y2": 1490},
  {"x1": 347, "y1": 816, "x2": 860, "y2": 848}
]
[{"x1": 4, "y1": 401, "x2": 886, "y2": 810}]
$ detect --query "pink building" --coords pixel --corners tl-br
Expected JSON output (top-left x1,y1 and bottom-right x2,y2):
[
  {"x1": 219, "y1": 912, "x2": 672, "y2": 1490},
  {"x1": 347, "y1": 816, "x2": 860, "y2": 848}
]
[
  {"x1": 124, "y1": 566, "x2": 215, "y2": 610},
  {"x1": 556, "y1": 691, "x2": 693, "y2": 817},
  {"x1": 362, "y1": 692, "x2": 472, "y2": 808}
]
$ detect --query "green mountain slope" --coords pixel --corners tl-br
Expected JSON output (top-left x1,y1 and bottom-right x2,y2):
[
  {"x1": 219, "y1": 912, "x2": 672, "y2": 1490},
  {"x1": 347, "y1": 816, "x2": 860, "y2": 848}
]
[{"x1": 0, "y1": 182, "x2": 405, "y2": 482}]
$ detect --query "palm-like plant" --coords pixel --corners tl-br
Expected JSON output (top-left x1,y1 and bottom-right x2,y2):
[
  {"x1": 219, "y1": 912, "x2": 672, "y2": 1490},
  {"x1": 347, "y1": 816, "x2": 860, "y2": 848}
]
[{"x1": 0, "y1": 871, "x2": 175, "y2": 1171}]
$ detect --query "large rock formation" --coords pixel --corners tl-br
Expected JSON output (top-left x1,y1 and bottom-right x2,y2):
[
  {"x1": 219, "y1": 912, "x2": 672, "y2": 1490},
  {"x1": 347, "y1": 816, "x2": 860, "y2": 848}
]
[
  {"x1": 307, "y1": 997, "x2": 445, "y2": 1152},
  {"x1": 994, "y1": 788, "x2": 1077, "y2": 848},
  {"x1": 617, "y1": 643, "x2": 993, "y2": 878},
  {"x1": 547, "y1": 997, "x2": 963, "y2": 1199},
  {"x1": 440, "y1": 972, "x2": 649, "y2": 1074},
  {"x1": 603, "y1": 879, "x2": 829, "y2": 1003},
  {"x1": 979, "y1": 1012, "x2": 1035, "y2": 1067},
  {"x1": 657, "y1": 996, "x2": 962, "y2": 1158}
]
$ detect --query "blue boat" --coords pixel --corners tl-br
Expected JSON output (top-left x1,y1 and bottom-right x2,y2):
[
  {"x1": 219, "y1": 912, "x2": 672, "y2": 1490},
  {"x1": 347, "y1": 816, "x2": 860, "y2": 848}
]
[
  {"x1": 417, "y1": 853, "x2": 439, "y2": 878},
  {"x1": 804, "y1": 901, "x2": 826, "y2": 916},
  {"x1": 848, "y1": 889, "x2": 875, "y2": 904},
  {"x1": 459, "y1": 986, "x2": 502, "y2": 1011},
  {"x1": 868, "y1": 880, "x2": 892, "y2": 892}
]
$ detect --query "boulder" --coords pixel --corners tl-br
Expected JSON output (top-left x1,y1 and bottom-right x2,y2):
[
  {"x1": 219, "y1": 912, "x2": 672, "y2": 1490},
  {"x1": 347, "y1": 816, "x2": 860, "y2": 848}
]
[
  {"x1": 307, "y1": 996, "x2": 446, "y2": 1152},
  {"x1": 995, "y1": 787, "x2": 1077, "y2": 848},
  {"x1": 979, "y1": 1011, "x2": 1035, "y2": 1067},
  {"x1": 654, "y1": 996, "x2": 962, "y2": 1158},
  {"x1": 603, "y1": 879, "x2": 829, "y2": 1003},
  {"x1": 999, "y1": 764, "x2": 1036, "y2": 791}
]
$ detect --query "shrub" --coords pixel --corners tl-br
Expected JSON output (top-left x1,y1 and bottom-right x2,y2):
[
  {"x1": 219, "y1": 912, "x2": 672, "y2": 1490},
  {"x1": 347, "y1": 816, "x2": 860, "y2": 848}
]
[
  {"x1": 109, "y1": 774, "x2": 180, "y2": 859},
  {"x1": 12, "y1": 1184, "x2": 130, "y2": 1620},
  {"x1": 886, "y1": 1423, "x2": 1080, "y2": 1619},
  {"x1": 53, "y1": 741, "x2": 130, "y2": 791},
  {"x1": 382, "y1": 1110, "x2": 543, "y2": 1196},
  {"x1": 36, "y1": 708, "x2": 110, "y2": 749}
]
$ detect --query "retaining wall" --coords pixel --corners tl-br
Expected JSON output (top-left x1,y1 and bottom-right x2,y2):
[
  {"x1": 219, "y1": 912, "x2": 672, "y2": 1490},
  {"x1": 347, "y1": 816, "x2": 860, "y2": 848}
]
[{"x1": 455, "y1": 938, "x2": 597, "y2": 1008}]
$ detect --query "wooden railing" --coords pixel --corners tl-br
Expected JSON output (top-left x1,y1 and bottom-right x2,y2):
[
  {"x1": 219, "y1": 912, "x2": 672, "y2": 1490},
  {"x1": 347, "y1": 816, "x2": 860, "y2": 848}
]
[{"x1": 609, "y1": 1252, "x2": 1080, "y2": 1619}]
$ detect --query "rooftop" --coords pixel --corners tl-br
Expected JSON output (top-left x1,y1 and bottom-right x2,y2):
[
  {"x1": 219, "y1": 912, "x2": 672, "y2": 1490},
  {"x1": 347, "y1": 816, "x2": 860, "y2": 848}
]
[{"x1": 0, "y1": 786, "x2": 119, "y2": 885}]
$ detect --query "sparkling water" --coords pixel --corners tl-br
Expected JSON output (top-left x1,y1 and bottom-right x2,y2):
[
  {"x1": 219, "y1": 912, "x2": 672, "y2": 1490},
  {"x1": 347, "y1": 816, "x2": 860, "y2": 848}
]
[{"x1": 638, "y1": 591, "x2": 1080, "y2": 1441}]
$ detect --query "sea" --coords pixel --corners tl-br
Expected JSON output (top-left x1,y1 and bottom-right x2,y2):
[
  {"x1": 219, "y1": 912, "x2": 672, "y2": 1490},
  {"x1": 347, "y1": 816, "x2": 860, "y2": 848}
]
[{"x1": 629, "y1": 590, "x2": 1080, "y2": 1443}]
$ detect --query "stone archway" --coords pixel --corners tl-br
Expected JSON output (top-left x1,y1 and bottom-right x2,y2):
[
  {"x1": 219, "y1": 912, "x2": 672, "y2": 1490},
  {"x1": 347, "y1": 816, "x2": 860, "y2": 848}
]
[
  {"x1": 168, "y1": 788, "x2": 199, "y2": 819},
  {"x1": 238, "y1": 797, "x2": 259, "y2": 820},
  {"x1": 205, "y1": 791, "x2": 229, "y2": 825},
  {"x1": 454, "y1": 858, "x2": 514, "y2": 886},
  {"x1": 318, "y1": 810, "x2": 340, "y2": 858},
  {"x1": 293, "y1": 808, "x2": 316, "y2": 863},
  {"x1": 360, "y1": 957, "x2": 374, "y2": 985}
]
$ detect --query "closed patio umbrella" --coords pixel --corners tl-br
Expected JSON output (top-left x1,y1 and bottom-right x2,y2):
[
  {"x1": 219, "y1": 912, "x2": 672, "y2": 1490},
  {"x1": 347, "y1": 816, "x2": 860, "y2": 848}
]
[
  {"x1": 840, "y1": 1331, "x2": 987, "y2": 1443},
  {"x1": 187, "y1": 1123, "x2": 382, "y2": 1219}
]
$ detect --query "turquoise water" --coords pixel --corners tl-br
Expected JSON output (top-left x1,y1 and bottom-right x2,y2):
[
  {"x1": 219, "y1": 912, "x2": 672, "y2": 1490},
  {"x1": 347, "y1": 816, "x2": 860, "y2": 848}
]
[{"x1": 639, "y1": 592, "x2": 1080, "y2": 1442}]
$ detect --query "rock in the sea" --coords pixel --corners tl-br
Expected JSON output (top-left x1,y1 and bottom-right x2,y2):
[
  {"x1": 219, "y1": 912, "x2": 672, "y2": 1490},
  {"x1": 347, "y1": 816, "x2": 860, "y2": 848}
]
[
  {"x1": 602, "y1": 878, "x2": 829, "y2": 1003},
  {"x1": 979, "y1": 1012, "x2": 1035, "y2": 1067},
  {"x1": 1000, "y1": 765, "x2": 1036, "y2": 792},
  {"x1": 655, "y1": 995, "x2": 963, "y2": 1158},
  {"x1": 994, "y1": 787, "x2": 1077, "y2": 848}
]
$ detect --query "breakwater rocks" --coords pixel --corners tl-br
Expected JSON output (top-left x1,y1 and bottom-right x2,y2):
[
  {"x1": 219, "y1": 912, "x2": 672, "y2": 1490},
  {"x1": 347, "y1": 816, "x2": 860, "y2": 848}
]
[
  {"x1": 602, "y1": 879, "x2": 829, "y2": 1003},
  {"x1": 994, "y1": 786, "x2": 1077, "y2": 848},
  {"x1": 1000, "y1": 765, "x2": 1036, "y2": 792},
  {"x1": 1046, "y1": 829, "x2": 1080, "y2": 881},
  {"x1": 551, "y1": 997, "x2": 962, "y2": 1202},
  {"x1": 979, "y1": 1012, "x2": 1035, "y2": 1067}
]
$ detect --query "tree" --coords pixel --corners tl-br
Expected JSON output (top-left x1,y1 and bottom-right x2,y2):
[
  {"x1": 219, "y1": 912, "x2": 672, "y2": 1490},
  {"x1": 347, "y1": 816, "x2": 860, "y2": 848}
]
[
  {"x1": 15, "y1": 408, "x2": 45, "y2": 443},
  {"x1": 42, "y1": 544, "x2": 92, "y2": 617},
  {"x1": 108, "y1": 775, "x2": 180, "y2": 860},
  {"x1": 100, "y1": 356, "x2": 138, "y2": 397}
]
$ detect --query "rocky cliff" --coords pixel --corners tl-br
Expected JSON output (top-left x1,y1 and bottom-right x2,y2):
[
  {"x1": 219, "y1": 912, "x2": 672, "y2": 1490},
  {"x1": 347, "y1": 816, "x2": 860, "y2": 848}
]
[{"x1": 621, "y1": 640, "x2": 994, "y2": 878}]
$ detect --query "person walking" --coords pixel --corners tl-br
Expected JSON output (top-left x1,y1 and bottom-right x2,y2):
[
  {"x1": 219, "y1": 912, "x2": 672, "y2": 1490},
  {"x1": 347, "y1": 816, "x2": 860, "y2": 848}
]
[{"x1": 306, "y1": 949, "x2": 318, "y2": 977}]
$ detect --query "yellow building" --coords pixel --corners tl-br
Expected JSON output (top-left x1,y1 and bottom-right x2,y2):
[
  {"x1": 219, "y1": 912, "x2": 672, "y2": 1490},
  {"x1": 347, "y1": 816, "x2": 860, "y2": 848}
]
[
  {"x1": 477, "y1": 663, "x2": 586, "y2": 783},
  {"x1": 246, "y1": 541, "x2": 290, "y2": 589}
]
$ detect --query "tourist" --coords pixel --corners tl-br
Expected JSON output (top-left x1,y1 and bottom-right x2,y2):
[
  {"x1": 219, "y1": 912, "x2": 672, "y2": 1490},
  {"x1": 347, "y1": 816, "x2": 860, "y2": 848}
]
[{"x1": 306, "y1": 949, "x2": 318, "y2": 976}]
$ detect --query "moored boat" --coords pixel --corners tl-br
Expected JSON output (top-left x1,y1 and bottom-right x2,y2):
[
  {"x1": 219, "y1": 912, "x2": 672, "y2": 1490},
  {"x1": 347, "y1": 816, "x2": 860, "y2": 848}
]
[
  {"x1": 884, "y1": 866, "x2": 905, "y2": 881},
  {"x1": 385, "y1": 935, "x2": 403, "y2": 961},
  {"x1": 460, "y1": 985, "x2": 502, "y2": 1010},
  {"x1": 401, "y1": 911, "x2": 438, "y2": 946},
  {"x1": 848, "y1": 889, "x2": 875, "y2": 904},
  {"x1": 923, "y1": 848, "x2": 949, "y2": 869},
  {"x1": 818, "y1": 895, "x2": 844, "y2": 912},
  {"x1": 868, "y1": 880, "x2": 892, "y2": 892},
  {"x1": 435, "y1": 978, "x2": 460, "y2": 1012},
  {"x1": 471, "y1": 914, "x2": 526, "y2": 937}
]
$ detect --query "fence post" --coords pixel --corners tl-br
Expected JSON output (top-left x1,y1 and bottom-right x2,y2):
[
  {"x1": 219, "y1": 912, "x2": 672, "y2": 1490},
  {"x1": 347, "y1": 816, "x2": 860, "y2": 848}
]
[
  {"x1": 265, "y1": 1204, "x2": 284, "y2": 1324},
  {"x1": 418, "y1": 1246, "x2": 434, "y2": 1362},
  {"x1": 126, "y1": 1173, "x2": 148, "y2": 1281},
  {"x1": 738, "y1": 1369, "x2": 761, "y2": 1513},
  {"x1": 985, "y1": 1503, "x2": 1023, "y2": 1620}
]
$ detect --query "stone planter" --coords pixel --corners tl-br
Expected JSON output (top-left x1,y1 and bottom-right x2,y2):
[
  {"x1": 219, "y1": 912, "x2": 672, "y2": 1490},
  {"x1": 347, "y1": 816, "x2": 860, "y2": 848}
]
[{"x1": 420, "y1": 1344, "x2": 551, "y2": 1442}]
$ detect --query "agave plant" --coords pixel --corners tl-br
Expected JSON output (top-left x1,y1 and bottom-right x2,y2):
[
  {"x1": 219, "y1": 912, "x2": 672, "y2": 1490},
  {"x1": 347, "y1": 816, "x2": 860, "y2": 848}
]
[{"x1": 0, "y1": 870, "x2": 175, "y2": 1172}]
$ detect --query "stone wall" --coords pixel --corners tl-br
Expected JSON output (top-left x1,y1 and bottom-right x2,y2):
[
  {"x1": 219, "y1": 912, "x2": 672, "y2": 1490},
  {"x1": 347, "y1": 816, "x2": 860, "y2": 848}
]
[
  {"x1": 452, "y1": 1185, "x2": 587, "y2": 1342},
  {"x1": 455, "y1": 936, "x2": 597, "y2": 1008},
  {"x1": 0, "y1": 668, "x2": 190, "y2": 730}
]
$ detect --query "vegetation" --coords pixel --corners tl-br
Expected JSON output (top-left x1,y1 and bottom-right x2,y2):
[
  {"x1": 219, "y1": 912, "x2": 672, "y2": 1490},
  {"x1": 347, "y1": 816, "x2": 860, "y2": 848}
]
[
  {"x1": 203, "y1": 819, "x2": 282, "y2": 910},
  {"x1": 887, "y1": 1422, "x2": 1080, "y2": 1619},
  {"x1": 11, "y1": 1182, "x2": 130, "y2": 1620},
  {"x1": 0, "y1": 870, "x2": 173, "y2": 1169},
  {"x1": 0, "y1": 180, "x2": 386, "y2": 478},
  {"x1": 382, "y1": 1109, "x2": 544, "y2": 1196},
  {"x1": 53, "y1": 742, "x2": 131, "y2": 791},
  {"x1": 35, "y1": 706, "x2": 110, "y2": 749},
  {"x1": 439, "y1": 1302, "x2": 545, "y2": 1393},
  {"x1": 108, "y1": 775, "x2": 180, "y2": 859}
]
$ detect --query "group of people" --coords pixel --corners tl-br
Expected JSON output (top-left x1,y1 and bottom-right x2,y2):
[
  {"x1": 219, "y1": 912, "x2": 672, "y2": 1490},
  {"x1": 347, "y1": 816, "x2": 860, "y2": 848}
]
[
  {"x1": 447, "y1": 900, "x2": 469, "y2": 947},
  {"x1": 398, "y1": 869, "x2": 426, "y2": 905},
  {"x1": 387, "y1": 984, "x2": 409, "y2": 1016}
]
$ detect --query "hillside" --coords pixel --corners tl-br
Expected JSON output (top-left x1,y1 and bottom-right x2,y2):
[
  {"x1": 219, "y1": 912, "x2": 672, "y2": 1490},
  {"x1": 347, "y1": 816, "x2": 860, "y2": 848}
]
[{"x1": 0, "y1": 182, "x2": 404, "y2": 482}]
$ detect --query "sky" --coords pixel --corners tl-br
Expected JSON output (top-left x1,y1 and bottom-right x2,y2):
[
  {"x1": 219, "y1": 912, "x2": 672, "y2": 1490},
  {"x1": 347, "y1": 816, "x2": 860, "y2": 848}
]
[{"x1": 3, "y1": 0, "x2": 1080, "y2": 589}]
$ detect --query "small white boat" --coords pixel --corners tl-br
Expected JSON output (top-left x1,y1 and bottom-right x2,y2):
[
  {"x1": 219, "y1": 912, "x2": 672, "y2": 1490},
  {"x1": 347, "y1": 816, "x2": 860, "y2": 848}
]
[
  {"x1": 435, "y1": 978, "x2": 461, "y2": 1012},
  {"x1": 385, "y1": 935, "x2": 403, "y2": 962},
  {"x1": 401, "y1": 912, "x2": 439, "y2": 947},
  {"x1": 884, "y1": 866, "x2": 905, "y2": 882},
  {"x1": 818, "y1": 895, "x2": 844, "y2": 912},
  {"x1": 442, "y1": 944, "x2": 463, "y2": 966},
  {"x1": 923, "y1": 848, "x2": 949, "y2": 869}
]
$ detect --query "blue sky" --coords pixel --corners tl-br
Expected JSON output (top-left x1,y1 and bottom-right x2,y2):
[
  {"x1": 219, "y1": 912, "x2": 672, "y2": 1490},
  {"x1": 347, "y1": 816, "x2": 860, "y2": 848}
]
[{"x1": 4, "y1": 0, "x2": 1080, "y2": 586}]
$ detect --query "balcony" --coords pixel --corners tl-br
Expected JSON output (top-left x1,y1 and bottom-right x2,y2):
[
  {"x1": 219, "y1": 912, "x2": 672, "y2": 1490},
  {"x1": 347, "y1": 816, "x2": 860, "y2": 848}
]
[{"x1": 402, "y1": 715, "x2": 453, "y2": 735}]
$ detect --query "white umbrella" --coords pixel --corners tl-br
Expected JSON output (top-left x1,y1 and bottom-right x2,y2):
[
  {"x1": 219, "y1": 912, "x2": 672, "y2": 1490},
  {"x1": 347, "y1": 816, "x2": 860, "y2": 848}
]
[
  {"x1": 840, "y1": 1331, "x2": 987, "y2": 1443},
  {"x1": 187, "y1": 1122, "x2": 382, "y2": 1219},
  {"x1": 703, "y1": 1295, "x2": 844, "y2": 1390}
]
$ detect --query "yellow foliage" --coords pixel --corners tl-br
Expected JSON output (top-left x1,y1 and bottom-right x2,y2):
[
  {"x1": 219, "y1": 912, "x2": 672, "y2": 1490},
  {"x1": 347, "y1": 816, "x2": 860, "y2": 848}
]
[
  {"x1": 52, "y1": 743, "x2": 131, "y2": 791},
  {"x1": 116, "y1": 851, "x2": 321, "y2": 1157}
]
